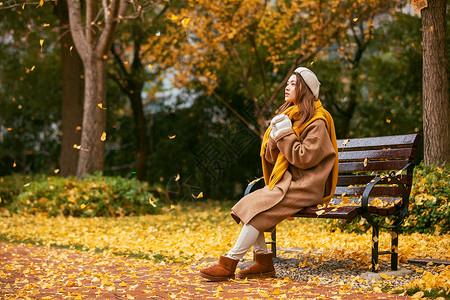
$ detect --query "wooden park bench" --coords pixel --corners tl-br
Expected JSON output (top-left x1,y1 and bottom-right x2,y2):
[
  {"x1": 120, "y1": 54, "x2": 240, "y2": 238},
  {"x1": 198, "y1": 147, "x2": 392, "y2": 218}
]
[{"x1": 244, "y1": 133, "x2": 421, "y2": 272}]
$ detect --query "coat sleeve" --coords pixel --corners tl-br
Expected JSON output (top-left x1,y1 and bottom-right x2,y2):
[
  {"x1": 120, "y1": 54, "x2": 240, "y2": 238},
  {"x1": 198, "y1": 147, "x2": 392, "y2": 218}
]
[
  {"x1": 264, "y1": 137, "x2": 280, "y2": 164},
  {"x1": 273, "y1": 120, "x2": 335, "y2": 170}
]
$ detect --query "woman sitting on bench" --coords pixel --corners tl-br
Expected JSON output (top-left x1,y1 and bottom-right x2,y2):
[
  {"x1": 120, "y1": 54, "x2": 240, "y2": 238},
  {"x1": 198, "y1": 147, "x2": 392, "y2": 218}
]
[{"x1": 199, "y1": 67, "x2": 339, "y2": 281}]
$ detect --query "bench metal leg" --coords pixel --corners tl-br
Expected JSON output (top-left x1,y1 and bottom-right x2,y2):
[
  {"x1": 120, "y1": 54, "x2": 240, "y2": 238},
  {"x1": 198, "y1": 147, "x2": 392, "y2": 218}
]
[
  {"x1": 391, "y1": 229, "x2": 399, "y2": 271},
  {"x1": 372, "y1": 226, "x2": 379, "y2": 272}
]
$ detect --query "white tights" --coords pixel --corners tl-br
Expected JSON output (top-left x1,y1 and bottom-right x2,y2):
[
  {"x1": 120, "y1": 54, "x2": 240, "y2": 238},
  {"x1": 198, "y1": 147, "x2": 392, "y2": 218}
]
[{"x1": 226, "y1": 224, "x2": 269, "y2": 260}]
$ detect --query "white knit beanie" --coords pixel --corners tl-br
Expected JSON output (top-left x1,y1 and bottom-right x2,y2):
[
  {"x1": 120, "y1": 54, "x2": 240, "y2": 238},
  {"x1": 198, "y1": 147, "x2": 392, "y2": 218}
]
[{"x1": 294, "y1": 67, "x2": 321, "y2": 99}]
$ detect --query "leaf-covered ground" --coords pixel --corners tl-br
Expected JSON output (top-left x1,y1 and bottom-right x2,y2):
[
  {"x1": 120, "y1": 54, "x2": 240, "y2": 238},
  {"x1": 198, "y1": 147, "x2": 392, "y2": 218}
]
[{"x1": 0, "y1": 201, "x2": 449, "y2": 299}]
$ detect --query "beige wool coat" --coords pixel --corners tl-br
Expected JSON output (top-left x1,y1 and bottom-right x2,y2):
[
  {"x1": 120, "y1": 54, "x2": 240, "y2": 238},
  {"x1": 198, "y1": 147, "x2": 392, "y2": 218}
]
[{"x1": 231, "y1": 119, "x2": 337, "y2": 232}]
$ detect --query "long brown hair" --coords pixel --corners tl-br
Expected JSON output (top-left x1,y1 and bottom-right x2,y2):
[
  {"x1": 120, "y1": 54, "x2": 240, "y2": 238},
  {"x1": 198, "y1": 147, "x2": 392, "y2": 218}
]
[{"x1": 275, "y1": 73, "x2": 316, "y2": 128}]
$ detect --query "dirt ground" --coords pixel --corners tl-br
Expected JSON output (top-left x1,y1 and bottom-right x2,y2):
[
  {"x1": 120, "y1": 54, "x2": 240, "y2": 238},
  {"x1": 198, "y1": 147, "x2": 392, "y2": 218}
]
[{"x1": 0, "y1": 242, "x2": 411, "y2": 299}]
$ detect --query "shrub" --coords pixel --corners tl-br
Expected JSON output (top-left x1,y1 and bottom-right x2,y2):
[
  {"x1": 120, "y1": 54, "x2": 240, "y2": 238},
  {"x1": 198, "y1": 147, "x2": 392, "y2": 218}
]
[
  {"x1": 403, "y1": 163, "x2": 449, "y2": 235},
  {"x1": 0, "y1": 174, "x2": 44, "y2": 207},
  {"x1": 327, "y1": 163, "x2": 449, "y2": 235},
  {"x1": 5, "y1": 174, "x2": 162, "y2": 217}
]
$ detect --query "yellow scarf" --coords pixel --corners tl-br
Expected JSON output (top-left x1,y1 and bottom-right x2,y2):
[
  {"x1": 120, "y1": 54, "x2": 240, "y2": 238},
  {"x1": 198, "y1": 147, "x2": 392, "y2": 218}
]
[{"x1": 260, "y1": 100, "x2": 339, "y2": 204}]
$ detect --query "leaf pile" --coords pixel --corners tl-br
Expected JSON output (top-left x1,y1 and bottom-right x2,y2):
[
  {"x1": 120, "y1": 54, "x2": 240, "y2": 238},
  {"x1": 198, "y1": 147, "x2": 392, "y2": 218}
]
[{"x1": 0, "y1": 201, "x2": 448, "y2": 264}]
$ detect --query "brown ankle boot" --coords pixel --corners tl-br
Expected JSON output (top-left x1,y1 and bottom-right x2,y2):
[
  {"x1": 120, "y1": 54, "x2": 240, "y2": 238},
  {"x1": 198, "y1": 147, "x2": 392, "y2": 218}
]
[
  {"x1": 199, "y1": 256, "x2": 239, "y2": 281},
  {"x1": 236, "y1": 252, "x2": 275, "y2": 279}
]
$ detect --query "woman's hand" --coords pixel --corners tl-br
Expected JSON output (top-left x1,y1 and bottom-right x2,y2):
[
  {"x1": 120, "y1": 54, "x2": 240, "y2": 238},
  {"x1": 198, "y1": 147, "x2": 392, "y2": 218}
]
[{"x1": 270, "y1": 114, "x2": 292, "y2": 139}]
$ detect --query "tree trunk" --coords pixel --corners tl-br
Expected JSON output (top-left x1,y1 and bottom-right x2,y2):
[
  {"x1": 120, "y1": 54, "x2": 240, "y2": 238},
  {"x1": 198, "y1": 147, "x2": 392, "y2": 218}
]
[
  {"x1": 76, "y1": 57, "x2": 107, "y2": 177},
  {"x1": 422, "y1": 0, "x2": 450, "y2": 165},
  {"x1": 130, "y1": 90, "x2": 148, "y2": 181},
  {"x1": 67, "y1": 0, "x2": 127, "y2": 178},
  {"x1": 55, "y1": 0, "x2": 84, "y2": 177}
]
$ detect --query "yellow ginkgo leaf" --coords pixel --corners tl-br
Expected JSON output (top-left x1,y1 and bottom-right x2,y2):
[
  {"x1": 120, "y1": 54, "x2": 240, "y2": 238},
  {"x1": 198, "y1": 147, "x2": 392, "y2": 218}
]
[
  {"x1": 148, "y1": 197, "x2": 157, "y2": 208},
  {"x1": 98, "y1": 103, "x2": 106, "y2": 110},
  {"x1": 169, "y1": 135, "x2": 176, "y2": 139},
  {"x1": 13, "y1": 162, "x2": 16, "y2": 168},
  {"x1": 315, "y1": 209, "x2": 325, "y2": 216},
  {"x1": 364, "y1": 158, "x2": 368, "y2": 167},
  {"x1": 80, "y1": 204, "x2": 86, "y2": 209},
  {"x1": 38, "y1": 0, "x2": 44, "y2": 7},
  {"x1": 181, "y1": 18, "x2": 190, "y2": 27},
  {"x1": 101, "y1": 132, "x2": 106, "y2": 141},
  {"x1": 192, "y1": 192, "x2": 203, "y2": 199},
  {"x1": 386, "y1": 118, "x2": 391, "y2": 123},
  {"x1": 216, "y1": 285, "x2": 223, "y2": 292},
  {"x1": 43, "y1": 23, "x2": 50, "y2": 27},
  {"x1": 175, "y1": 174, "x2": 180, "y2": 181},
  {"x1": 148, "y1": 64, "x2": 153, "y2": 70},
  {"x1": 170, "y1": 14, "x2": 178, "y2": 21},
  {"x1": 342, "y1": 139, "x2": 349, "y2": 146},
  {"x1": 353, "y1": 17, "x2": 358, "y2": 22}
]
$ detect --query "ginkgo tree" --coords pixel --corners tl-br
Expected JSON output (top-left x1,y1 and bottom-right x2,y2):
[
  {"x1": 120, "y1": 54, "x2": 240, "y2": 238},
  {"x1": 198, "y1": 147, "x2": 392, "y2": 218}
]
[{"x1": 146, "y1": 0, "x2": 407, "y2": 137}]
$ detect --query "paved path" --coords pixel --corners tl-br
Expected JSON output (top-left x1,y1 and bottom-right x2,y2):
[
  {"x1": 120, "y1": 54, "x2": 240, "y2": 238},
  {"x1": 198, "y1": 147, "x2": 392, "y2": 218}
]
[{"x1": 0, "y1": 242, "x2": 410, "y2": 299}]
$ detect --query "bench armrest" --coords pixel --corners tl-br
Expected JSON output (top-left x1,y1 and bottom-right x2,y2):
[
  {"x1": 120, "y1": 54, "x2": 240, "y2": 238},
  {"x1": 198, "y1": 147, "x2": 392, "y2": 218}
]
[{"x1": 360, "y1": 169, "x2": 411, "y2": 229}]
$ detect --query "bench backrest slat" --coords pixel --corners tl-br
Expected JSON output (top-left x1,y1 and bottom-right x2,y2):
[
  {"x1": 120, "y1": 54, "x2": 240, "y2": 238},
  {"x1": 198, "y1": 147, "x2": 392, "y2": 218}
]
[
  {"x1": 338, "y1": 159, "x2": 411, "y2": 173},
  {"x1": 337, "y1": 174, "x2": 413, "y2": 186},
  {"x1": 337, "y1": 134, "x2": 420, "y2": 150},
  {"x1": 338, "y1": 148, "x2": 417, "y2": 161}
]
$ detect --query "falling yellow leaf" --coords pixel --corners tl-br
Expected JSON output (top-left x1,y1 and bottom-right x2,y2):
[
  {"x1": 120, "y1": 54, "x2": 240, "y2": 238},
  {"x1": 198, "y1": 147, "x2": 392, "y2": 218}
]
[
  {"x1": 148, "y1": 197, "x2": 157, "y2": 207},
  {"x1": 192, "y1": 192, "x2": 203, "y2": 199},
  {"x1": 101, "y1": 132, "x2": 106, "y2": 142},
  {"x1": 73, "y1": 144, "x2": 81, "y2": 149},
  {"x1": 76, "y1": 126, "x2": 82, "y2": 131},
  {"x1": 38, "y1": 0, "x2": 44, "y2": 7},
  {"x1": 181, "y1": 18, "x2": 190, "y2": 27},
  {"x1": 43, "y1": 23, "x2": 50, "y2": 27},
  {"x1": 170, "y1": 205, "x2": 175, "y2": 210},
  {"x1": 364, "y1": 158, "x2": 368, "y2": 167},
  {"x1": 98, "y1": 103, "x2": 106, "y2": 110},
  {"x1": 386, "y1": 118, "x2": 391, "y2": 123},
  {"x1": 40, "y1": 39, "x2": 44, "y2": 47},
  {"x1": 175, "y1": 174, "x2": 180, "y2": 181},
  {"x1": 148, "y1": 64, "x2": 153, "y2": 70},
  {"x1": 353, "y1": 17, "x2": 359, "y2": 22},
  {"x1": 342, "y1": 139, "x2": 349, "y2": 146},
  {"x1": 170, "y1": 14, "x2": 178, "y2": 21},
  {"x1": 54, "y1": 169, "x2": 60, "y2": 174},
  {"x1": 80, "y1": 204, "x2": 87, "y2": 209},
  {"x1": 169, "y1": 135, "x2": 176, "y2": 139},
  {"x1": 430, "y1": 26, "x2": 433, "y2": 32},
  {"x1": 13, "y1": 162, "x2": 16, "y2": 168}
]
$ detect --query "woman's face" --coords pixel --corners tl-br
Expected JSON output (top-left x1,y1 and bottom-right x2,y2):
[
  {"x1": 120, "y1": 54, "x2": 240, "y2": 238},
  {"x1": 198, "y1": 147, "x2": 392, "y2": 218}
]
[{"x1": 285, "y1": 74, "x2": 298, "y2": 103}]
